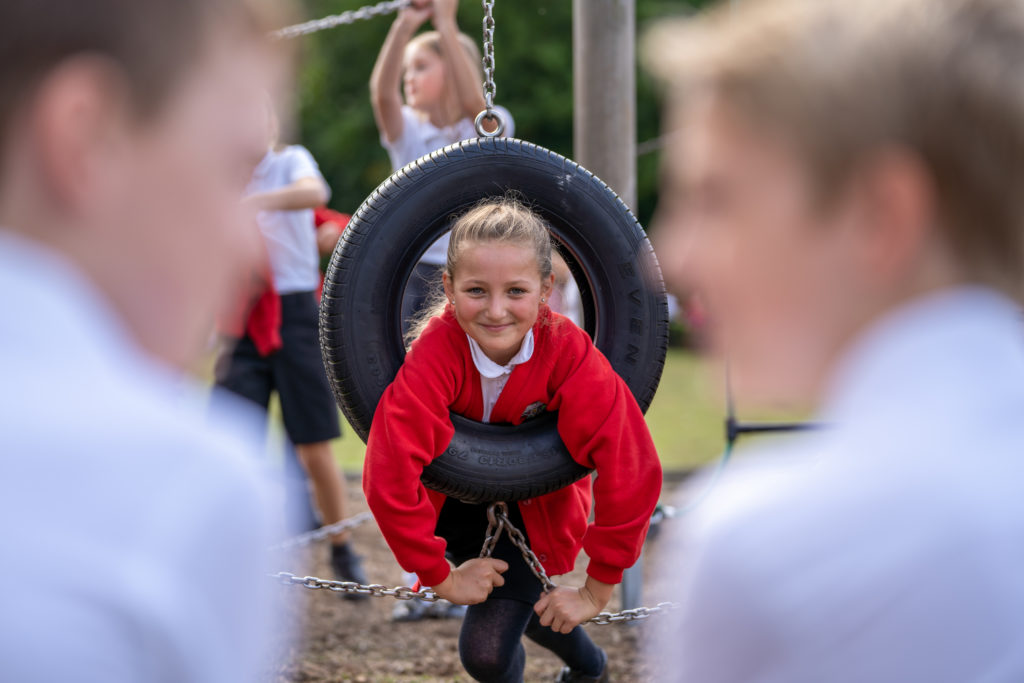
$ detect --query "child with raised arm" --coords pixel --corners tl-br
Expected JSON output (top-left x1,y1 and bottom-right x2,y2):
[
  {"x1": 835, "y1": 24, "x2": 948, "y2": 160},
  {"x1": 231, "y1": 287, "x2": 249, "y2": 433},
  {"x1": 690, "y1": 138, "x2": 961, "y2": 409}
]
[
  {"x1": 370, "y1": 0, "x2": 515, "y2": 331},
  {"x1": 216, "y1": 103, "x2": 367, "y2": 590},
  {"x1": 363, "y1": 198, "x2": 662, "y2": 682}
]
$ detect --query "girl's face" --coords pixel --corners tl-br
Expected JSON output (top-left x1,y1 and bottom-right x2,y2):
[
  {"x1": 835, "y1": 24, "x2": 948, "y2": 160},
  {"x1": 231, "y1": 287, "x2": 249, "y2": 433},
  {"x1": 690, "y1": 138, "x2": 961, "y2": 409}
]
[
  {"x1": 443, "y1": 242, "x2": 554, "y2": 366},
  {"x1": 403, "y1": 44, "x2": 446, "y2": 111}
]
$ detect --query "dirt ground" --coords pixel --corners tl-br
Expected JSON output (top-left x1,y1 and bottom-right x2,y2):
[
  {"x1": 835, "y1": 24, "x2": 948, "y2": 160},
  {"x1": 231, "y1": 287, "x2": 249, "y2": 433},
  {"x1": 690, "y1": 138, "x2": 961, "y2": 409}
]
[{"x1": 268, "y1": 476, "x2": 686, "y2": 682}]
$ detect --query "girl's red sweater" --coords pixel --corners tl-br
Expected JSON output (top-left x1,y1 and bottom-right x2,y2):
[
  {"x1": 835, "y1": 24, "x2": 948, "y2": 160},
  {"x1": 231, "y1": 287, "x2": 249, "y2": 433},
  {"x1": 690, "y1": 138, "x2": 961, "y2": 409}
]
[{"x1": 363, "y1": 306, "x2": 662, "y2": 588}]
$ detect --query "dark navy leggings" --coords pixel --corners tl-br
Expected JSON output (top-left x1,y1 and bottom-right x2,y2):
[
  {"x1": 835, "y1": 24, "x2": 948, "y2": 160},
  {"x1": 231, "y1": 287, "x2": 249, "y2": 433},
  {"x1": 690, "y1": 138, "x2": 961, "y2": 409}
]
[{"x1": 458, "y1": 597, "x2": 604, "y2": 683}]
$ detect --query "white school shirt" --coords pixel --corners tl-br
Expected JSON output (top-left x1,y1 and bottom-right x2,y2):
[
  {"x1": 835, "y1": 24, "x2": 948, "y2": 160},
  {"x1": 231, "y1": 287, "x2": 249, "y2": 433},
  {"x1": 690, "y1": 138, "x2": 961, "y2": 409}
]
[
  {"x1": 467, "y1": 328, "x2": 534, "y2": 422},
  {"x1": 0, "y1": 232, "x2": 287, "y2": 683},
  {"x1": 248, "y1": 144, "x2": 330, "y2": 294},
  {"x1": 382, "y1": 104, "x2": 515, "y2": 266},
  {"x1": 648, "y1": 287, "x2": 1024, "y2": 683}
]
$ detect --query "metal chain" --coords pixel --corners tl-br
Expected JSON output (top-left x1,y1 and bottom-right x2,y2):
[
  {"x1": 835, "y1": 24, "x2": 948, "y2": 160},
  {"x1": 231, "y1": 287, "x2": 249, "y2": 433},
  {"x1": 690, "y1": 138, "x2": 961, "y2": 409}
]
[
  {"x1": 478, "y1": 501, "x2": 506, "y2": 559},
  {"x1": 588, "y1": 602, "x2": 681, "y2": 625},
  {"x1": 274, "y1": 572, "x2": 440, "y2": 602},
  {"x1": 480, "y1": 502, "x2": 556, "y2": 592},
  {"x1": 480, "y1": 0, "x2": 497, "y2": 111},
  {"x1": 269, "y1": 511, "x2": 374, "y2": 552},
  {"x1": 271, "y1": 502, "x2": 680, "y2": 624},
  {"x1": 478, "y1": 503, "x2": 680, "y2": 624},
  {"x1": 473, "y1": 0, "x2": 505, "y2": 136},
  {"x1": 272, "y1": 0, "x2": 410, "y2": 40},
  {"x1": 274, "y1": 569, "x2": 678, "y2": 624}
]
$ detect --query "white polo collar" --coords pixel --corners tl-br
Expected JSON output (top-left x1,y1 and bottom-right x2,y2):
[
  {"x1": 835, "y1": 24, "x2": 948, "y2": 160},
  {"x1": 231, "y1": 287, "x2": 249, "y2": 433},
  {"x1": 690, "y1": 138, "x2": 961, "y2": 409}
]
[{"x1": 467, "y1": 328, "x2": 535, "y2": 378}]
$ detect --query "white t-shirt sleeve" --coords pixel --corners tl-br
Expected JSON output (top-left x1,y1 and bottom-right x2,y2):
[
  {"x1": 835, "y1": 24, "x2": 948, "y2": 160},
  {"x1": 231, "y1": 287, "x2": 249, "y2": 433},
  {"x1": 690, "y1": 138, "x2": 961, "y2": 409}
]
[
  {"x1": 381, "y1": 106, "x2": 424, "y2": 171},
  {"x1": 381, "y1": 104, "x2": 517, "y2": 171}
]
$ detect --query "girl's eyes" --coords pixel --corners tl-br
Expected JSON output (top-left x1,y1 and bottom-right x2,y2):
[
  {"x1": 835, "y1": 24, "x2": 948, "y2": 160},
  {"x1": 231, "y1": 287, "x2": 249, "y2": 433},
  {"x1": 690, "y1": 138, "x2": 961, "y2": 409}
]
[{"x1": 460, "y1": 287, "x2": 530, "y2": 296}]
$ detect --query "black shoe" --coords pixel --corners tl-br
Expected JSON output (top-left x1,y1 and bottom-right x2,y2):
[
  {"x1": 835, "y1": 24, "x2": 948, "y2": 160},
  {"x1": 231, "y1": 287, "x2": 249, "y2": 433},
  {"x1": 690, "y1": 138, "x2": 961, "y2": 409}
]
[
  {"x1": 330, "y1": 543, "x2": 369, "y2": 601},
  {"x1": 555, "y1": 649, "x2": 608, "y2": 682}
]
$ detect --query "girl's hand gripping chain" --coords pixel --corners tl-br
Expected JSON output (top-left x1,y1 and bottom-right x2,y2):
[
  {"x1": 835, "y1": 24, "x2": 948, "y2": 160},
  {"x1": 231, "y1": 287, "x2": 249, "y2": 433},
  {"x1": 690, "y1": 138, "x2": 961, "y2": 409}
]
[
  {"x1": 534, "y1": 577, "x2": 614, "y2": 634},
  {"x1": 432, "y1": 557, "x2": 509, "y2": 605},
  {"x1": 398, "y1": 0, "x2": 432, "y2": 26}
]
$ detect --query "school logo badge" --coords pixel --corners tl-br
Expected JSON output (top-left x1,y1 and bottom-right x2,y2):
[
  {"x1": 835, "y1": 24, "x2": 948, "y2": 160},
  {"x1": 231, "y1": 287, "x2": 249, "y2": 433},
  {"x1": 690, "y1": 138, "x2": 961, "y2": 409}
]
[{"x1": 521, "y1": 401, "x2": 547, "y2": 421}]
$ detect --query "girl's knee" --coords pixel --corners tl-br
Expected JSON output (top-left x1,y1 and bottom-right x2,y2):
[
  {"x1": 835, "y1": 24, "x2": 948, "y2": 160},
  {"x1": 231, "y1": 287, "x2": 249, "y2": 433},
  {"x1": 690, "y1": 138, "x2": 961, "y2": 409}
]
[{"x1": 459, "y1": 641, "x2": 523, "y2": 683}]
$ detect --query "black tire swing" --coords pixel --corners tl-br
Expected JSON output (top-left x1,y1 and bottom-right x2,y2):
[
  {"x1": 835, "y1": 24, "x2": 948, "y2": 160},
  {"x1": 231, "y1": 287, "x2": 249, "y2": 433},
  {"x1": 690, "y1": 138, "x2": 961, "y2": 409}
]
[
  {"x1": 319, "y1": 4, "x2": 668, "y2": 504},
  {"x1": 320, "y1": 137, "x2": 668, "y2": 503}
]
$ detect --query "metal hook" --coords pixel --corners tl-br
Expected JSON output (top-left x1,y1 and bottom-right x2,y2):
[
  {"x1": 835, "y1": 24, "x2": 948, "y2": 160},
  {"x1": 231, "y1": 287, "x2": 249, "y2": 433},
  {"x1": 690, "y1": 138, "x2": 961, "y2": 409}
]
[
  {"x1": 486, "y1": 501, "x2": 508, "y2": 526},
  {"x1": 474, "y1": 109, "x2": 506, "y2": 138}
]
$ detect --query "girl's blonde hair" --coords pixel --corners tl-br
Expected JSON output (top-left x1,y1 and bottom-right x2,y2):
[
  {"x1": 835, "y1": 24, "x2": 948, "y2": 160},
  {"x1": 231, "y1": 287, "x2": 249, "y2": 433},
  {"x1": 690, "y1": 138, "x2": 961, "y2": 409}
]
[
  {"x1": 405, "y1": 30, "x2": 483, "y2": 127},
  {"x1": 405, "y1": 197, "x2": 554, "y2": 346}
]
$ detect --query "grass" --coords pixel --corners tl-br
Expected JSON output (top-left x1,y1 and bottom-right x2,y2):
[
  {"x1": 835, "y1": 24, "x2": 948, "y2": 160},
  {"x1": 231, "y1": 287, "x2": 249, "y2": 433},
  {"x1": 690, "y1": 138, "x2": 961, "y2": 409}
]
[{"x1": 281, "y1": 347, "x2": 730, "y2": 474}]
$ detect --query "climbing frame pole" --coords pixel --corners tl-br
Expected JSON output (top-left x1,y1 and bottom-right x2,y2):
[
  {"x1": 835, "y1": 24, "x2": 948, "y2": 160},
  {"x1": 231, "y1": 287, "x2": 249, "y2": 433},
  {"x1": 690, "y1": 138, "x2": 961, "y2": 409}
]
[
  {"x1": 572, "y1": 0, "x2": 638, "y2": 213},
  {"x1": 573, "y1": 0, "x2": 644, "y2": 611}
]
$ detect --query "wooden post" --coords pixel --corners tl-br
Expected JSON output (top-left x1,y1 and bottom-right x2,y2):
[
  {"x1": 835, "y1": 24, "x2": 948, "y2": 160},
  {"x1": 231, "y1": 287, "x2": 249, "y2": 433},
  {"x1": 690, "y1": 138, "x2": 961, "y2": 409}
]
[
  {"x1": 573, "y1": 0, "x2": 637, "y2": 212},
  {"x1": 573, "y1": 0, "x2": 643, "y2": 611}
]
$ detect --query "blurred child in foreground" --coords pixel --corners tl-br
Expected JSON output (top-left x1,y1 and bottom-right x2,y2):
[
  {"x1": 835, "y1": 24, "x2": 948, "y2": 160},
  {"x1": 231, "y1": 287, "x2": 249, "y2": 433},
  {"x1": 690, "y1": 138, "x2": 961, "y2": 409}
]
[
  {"x1": 0, "y1": 0, "x2": 291, "y2": 679},
  {"x1": 645, "y1": 0, "x2": 1024, "y2": 680}
]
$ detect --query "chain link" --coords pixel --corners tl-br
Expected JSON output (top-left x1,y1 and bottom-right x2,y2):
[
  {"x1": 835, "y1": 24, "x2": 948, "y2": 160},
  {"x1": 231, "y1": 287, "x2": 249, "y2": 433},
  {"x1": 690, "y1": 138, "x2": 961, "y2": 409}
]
[
  {"x1": 478, "y1": 503, "x2": 678, "y2": 624},
  {"x1": 273, "y1": 569, "x2": 679, "y2": 625},
  {"x1": 480, "y1": 0, "x2": 497, "y2": 111},
  {"x1": 473, "y1": 0, "x2": 505, "y2": 136},
  {"x1": 478, "y1": 501, "x2": 506, "y2": 559},
  {"x1": 480, "y1": 502, "x2": 556, "y2": 592},
  {"x1": 272, "y1": 501, "x2": 679, "y2": 625},
  {"x1": 274, "y1": 572, "x2": 442, "y2": 601},
  {"x1": 269, "y1": 511, "x2": 374, "y2": 552},
  {"x1": 588, "y1": 602, "x2": 681, "y2": 625},
  {"x1": 272, "y1": 0, "x2": 410, "y2": 40}
]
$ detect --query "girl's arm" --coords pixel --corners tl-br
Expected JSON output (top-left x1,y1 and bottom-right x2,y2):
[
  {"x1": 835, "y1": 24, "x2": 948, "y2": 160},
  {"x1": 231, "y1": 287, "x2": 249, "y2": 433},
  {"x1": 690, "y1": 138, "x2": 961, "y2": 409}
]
[
  {"x1": 370, "y1": 2, "x2": 431, "y2": 143},
  {"x1": 532, "y1": 326, "x2": 662, "y2": 629},
  {"x1": 363, "y1": 320, "x2": 506, "y2": 601},
  {"x1": 431, "y1": 0, "x2": 500, "y2": 134},
  {"x1": 243, "y1": 176, "x2": 327, "y2": 212}
]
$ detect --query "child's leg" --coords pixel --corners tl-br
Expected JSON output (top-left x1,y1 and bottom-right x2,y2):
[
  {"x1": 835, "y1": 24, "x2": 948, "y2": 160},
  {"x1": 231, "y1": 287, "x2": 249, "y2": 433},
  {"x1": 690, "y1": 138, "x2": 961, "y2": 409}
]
[
  {"x1": 524, "y1": 614, "x2": 606, "y2": 678},
  {"x1": 459, "y1": 598, "x2": 534, "y2": 683},
  {"x1": 293, "y1": 440, "x2": 350, "y2": 540}
]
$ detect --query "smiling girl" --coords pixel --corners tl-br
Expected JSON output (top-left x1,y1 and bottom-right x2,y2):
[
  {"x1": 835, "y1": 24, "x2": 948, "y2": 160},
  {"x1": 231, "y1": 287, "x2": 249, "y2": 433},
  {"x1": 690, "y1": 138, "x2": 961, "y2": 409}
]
[{"x1": 363, "y1": 198, "x2": 662, "y2": 682}]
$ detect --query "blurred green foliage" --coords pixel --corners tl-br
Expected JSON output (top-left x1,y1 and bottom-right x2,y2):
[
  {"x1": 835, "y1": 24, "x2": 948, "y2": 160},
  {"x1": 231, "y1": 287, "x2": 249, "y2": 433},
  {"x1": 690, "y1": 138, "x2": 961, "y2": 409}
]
[{"x1": 294, "y1": 0, "x2": 710, "y2": 231}]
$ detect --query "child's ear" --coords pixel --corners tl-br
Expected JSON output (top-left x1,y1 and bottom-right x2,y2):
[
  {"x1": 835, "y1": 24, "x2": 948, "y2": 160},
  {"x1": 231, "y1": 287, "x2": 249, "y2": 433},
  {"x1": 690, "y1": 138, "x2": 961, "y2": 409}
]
[
  {"x1": 541, "y1": 273, "x2": 555, "y2": 299},
  {"x1": 442, "y1": 272, "x2": 454, "y2": 302},
  {"x1": 854, "y1": 148, "x2": 937, "y2": 284}
]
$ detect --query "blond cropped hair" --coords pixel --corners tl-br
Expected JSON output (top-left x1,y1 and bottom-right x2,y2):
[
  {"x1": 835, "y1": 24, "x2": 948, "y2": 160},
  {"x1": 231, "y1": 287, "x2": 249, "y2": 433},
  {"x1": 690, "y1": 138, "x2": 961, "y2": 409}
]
[{"x1": 645, "y1": 0, "x2": 1024, "y2": 297}]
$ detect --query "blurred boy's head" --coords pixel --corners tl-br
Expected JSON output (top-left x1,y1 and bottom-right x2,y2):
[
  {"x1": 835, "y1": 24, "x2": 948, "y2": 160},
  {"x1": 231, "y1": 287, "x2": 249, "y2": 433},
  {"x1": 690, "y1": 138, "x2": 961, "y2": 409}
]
[
  {"x1": 647, "y1": 0, "x2": 1024, "y2": 405},
  {"x1": 0, "y1": 0, "x2": 288, "y2": 367}
]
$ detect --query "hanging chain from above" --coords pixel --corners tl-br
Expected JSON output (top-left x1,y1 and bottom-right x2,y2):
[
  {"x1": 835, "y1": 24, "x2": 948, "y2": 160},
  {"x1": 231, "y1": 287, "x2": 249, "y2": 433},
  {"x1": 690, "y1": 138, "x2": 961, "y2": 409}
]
[
  {"x1": 480, "y1": 0, "x2": 497, "y2": 112},
  {"x1": 479, "y1": 501, "x2": 556, "y2": 592},
  {"x1": 272, "y1": 0, "x2": 411, "y2": 40},
  {"x1": 473, "y1": 0, "x2": 505, "y2": 136}
]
